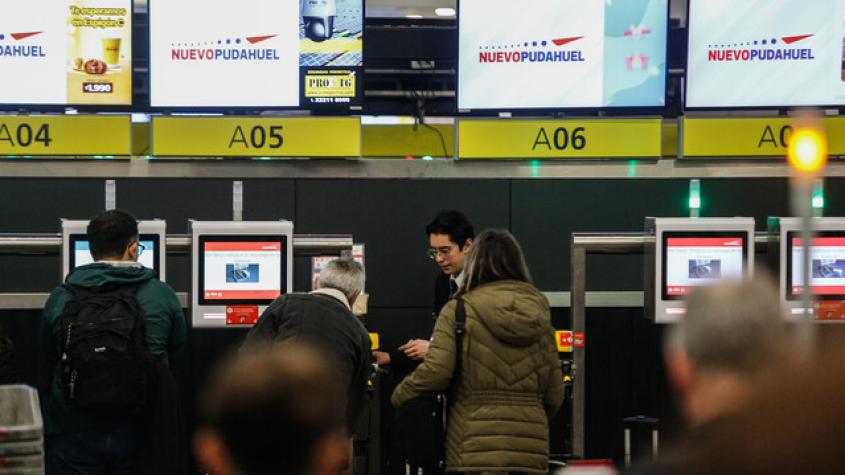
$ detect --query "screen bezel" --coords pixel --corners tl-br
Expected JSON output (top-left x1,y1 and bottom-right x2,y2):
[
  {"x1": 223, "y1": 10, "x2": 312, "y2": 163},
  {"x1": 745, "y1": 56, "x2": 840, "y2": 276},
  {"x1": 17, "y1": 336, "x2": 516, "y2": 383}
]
[
  {"x1": 68, "y1": 233, "x2": 160, "y2": 277},
  {"x1": 683, "y1": 0, "x2": 845, "y2": 110},
  {"x1": 197, "y1": 234, "x2": 288, "y2": 306},
  {"x1": 785, "y1": 230, "x2": 845, "y2": 301},
  {"x1": 661, "y1": 230, "x2": 749, "y2": 301},
  {"x1": 0, "y1": 0, "x2": 136, "y2": 111},
  {"x1": 455, "y1": 0, "x2": 670, "y2": 115},
  {"x1": 146, "y1": 0, "x2": 364, "y2": 113}
]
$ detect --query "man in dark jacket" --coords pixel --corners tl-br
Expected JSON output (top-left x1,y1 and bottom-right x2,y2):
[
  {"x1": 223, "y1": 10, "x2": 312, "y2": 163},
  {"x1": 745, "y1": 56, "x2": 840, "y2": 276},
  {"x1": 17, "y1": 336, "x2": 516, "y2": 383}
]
[
  {"x1": 242, "y1": 258, "x2": 372, "y2": 434},
  {"x1": 41, "y1": 209, "x2": 186, "y2": 475}
]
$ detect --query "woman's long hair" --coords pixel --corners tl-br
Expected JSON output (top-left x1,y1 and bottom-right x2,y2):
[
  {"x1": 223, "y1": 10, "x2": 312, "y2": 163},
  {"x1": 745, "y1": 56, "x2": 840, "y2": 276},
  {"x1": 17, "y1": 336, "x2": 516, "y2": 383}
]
[{"x1": 462, "y1": 229, "x2": 532, "y2": 293}]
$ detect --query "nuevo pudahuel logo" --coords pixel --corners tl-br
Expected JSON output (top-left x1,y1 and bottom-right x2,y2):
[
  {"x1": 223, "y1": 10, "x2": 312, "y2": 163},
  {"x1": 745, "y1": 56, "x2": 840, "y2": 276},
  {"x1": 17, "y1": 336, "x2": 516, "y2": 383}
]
[
  {"x1": 477, "y1": 36, "x2": 585, "y2": 63},
  {"x1": 0, "y1": 31, "x2": 46, "y2": 58},
  {"x1": 171, "y1": 34, "x2": 280, "y2": 61},
  {"x1": 707, "y1": 34, "x2": 815, "y2": 62}
]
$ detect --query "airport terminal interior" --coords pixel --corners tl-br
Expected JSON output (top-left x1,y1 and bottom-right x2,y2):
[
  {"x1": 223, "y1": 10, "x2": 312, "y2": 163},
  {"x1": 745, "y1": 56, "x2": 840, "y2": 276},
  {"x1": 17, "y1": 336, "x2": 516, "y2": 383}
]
[{"x1": 3, "y1": 0, "x2": 845, "y2": 474}]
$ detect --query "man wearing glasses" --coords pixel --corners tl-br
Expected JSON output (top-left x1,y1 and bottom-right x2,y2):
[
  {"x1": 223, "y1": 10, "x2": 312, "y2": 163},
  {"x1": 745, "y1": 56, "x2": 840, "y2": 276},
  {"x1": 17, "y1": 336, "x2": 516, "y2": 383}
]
[
  {"x1": 40, "y1": 209, "x2": 186, "y2": 475},
  {"x1": 373, "y1": 209, "x2": 474, "y2": 365}
]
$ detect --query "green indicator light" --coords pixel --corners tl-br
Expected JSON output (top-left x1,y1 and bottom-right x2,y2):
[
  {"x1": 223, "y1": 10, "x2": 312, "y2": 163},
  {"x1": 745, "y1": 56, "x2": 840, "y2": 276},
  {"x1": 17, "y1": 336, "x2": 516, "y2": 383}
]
[
  {"x1": 688, "y1": 179, "x2": 702, "y2": 210},
  {"x1": 812, "y1": 178, "x2": 825, "y2": 210},
  {"x1": 627, "y1": 160, "x2": 637, "y2": 178},
  {"x1": 530, "y1": 160, "x2": 540, "y2": 178},
  {"x1": 422, "y1": 155, "x2": 434, "y2": 161}
]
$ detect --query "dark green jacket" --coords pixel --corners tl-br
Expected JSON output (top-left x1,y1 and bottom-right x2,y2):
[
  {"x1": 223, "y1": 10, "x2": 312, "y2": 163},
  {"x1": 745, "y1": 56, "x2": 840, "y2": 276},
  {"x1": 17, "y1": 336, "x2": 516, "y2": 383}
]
[
  {"x1": 40, "y1": 263, "x2": 187, "y2": 436},
  {"x1": 392, "y1": 280, "x2": 565, "y2": 474}
]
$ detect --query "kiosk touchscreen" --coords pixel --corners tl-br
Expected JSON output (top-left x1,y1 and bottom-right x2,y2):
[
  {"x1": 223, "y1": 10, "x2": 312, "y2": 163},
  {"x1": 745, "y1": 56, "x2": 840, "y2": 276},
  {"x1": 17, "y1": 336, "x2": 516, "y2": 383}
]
[
  {"x1": 191, "y1": 220, "x2": 293, "y2": 328},
  {"x1": 61, "y1": 219, "x2": 166, "y2": 281},
  {"x1": 645, "y1": 218, "x2": 755, "y2": 323},
  {"x1": 776, "y1": 218, "x2": 845, "y2": 320}
]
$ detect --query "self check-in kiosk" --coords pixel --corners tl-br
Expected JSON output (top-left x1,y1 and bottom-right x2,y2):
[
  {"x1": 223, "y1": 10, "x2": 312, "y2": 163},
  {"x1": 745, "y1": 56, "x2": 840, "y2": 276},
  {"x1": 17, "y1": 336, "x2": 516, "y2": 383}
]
[
  {"x1": 191, "y1": 220, "x2": 294, "y2": 328},
  {"x1": 61, "y1": 219, "x2": 167, "y2": 281},
  {"x1": 645, "y1": 218, "x2": 755, "y2": 323},
  {"x1": 774, "y1": 217, "x2": 845, "y2": 321}
]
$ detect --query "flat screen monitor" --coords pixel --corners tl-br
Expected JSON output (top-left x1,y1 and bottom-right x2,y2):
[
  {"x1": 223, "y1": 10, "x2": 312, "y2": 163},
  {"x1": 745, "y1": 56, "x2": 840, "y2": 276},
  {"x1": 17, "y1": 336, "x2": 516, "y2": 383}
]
[
  {"x1": 787, "y1": 231, "x2": 845, "y2": 300},
  {"x1": 68, "y1": 234, "x2": 159, "y2": 275},
  {"x1": 662, "y1": 232, "x2": 748, "y2": 300},
  {"x1": 149, "y1": 0, "x2": 363, "y2": 110},
  {"x1": 198, "y1": 235, "x2": 288, "y2": 305},
  {"x1": 457, "y1": 0, "x2": 668, "y2": 112},
  {"x1": 0, "y1": 0, "x2": 133, "y2": 107},
  {"x1": 686, "y1": 0, "x2": 845, "y2": 109}
]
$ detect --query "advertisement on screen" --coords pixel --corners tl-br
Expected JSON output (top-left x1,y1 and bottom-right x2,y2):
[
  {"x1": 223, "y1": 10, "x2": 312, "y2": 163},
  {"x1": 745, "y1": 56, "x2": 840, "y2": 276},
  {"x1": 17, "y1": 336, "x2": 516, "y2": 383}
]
[
  {"x1": 791, "y1": 237, "x2": 845, "y2": 296},
  {"x1": 202, "y1": 241, "x2": 282, "y2": 301},
  {"x1": 665, "y1": 237, "x2": 744, "y2": 296},
  {"x1": 73, "y1": 239, "x2": 155, "y2": 270},
  {"x1": 0, "y1": 0, "x2": 132, "y2": 106},
  {"x1": 687, "y1": 0, "x2": 845, "y2": 108},
  {"x1": 150, "y1": 0, "x2": 362, "y2": 108},
  {"x1": 458, "y1": 0, "x2": 667, "y2": 111}
]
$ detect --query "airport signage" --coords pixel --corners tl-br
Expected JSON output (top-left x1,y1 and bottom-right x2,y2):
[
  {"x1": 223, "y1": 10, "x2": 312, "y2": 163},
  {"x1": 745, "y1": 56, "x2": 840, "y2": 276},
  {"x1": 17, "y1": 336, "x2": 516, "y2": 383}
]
[
  {"x1": 457, "y1": 118, "x2": 662, "y2": 159},
  {"x1": 152, "y1": 116, "x2": 361, "y2": 158},
  {"x1": 681, "y1": 117, "x2": 845, "y2": 158},
  {"x1": 555, "y1": 330, "x2": 573, "y2": 353},
  {"x1": 0, "y1": 115, "x2": 130, "y2": 156}
]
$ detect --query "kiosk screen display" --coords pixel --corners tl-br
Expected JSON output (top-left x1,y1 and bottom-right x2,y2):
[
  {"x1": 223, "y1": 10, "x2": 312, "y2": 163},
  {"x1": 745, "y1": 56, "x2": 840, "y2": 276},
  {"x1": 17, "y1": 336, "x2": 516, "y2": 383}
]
[
  {"x1": 663, "y1": 233, "x2": 746, "y2": 299},
  {"x1": 787, "y1": 232, "x2": 845, "y2": 299},
  {"x1": 686, "y1": 0, "x2": 845, "y2": 108},
  {"x1": 69, "y1": 234, "x2": 158, "y2": 273},
  {"x1": 0, "y1": 0, "x2": 133, "y2": 107},
  {"x1": 149, "y1": 0, "x2": 363, "y2": 109},
  {"x1": 457, "y1": 0, "x2": 668, "y2": 111},
  {"x1": 199, "y1": 236, "x2": 287, "y2": 305}
]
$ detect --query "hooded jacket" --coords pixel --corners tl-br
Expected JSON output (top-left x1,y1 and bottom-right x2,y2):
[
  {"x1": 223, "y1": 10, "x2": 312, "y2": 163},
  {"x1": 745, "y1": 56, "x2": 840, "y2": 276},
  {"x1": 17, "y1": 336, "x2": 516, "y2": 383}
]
[
  {"x1": 40, "y1": 263, "x2": 186, "y2": 436},
  {"x1": 392, "y1": 280, "x2": 565, "y2": 474}
]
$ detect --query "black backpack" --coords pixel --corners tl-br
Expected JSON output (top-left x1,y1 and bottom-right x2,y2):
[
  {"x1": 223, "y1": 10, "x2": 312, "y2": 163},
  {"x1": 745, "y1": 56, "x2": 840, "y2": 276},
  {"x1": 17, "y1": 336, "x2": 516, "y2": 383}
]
[{"x1": 60, "y1": 283, "x2": 153, "y2": 413}]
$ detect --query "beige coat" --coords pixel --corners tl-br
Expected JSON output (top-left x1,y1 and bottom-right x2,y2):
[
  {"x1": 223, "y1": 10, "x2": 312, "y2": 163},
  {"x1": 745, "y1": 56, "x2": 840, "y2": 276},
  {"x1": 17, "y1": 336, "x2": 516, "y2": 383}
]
[{"x1": 392, "y1": 280, "x2": 565, "y2": 474}]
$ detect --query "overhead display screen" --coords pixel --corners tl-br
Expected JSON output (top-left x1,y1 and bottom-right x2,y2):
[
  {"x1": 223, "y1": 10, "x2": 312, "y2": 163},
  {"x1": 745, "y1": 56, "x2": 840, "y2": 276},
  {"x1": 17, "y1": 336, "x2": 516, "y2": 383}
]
[
  {"x1": 663, "y1": 235, "x2": 746, "y2": 299},
  {"x1": 199, "y1": 237, "x2": 287, "y2": 305},
  {"x1": 687, "y1": 0, "x2": 845, "y2": 108},
  {"x1": 788, "y1": 233, "x2": 845, "y2": 299},
  {"x1": 457, "y1": 0, "x2": 668, "y2": 111},
  {"x1": 149, "y1": 0, "x2": 363, "y2": 109},
  {"x1": 0, "y1": 0, "x2": 133, "y2": 107}
]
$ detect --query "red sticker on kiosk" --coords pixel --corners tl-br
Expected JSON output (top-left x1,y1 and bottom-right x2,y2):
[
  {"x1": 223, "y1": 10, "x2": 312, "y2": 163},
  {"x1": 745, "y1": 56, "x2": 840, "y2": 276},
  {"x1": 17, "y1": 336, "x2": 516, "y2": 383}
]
[
  {"x1": 555, "y1": 331, "x2": 573, "y2": 352},
  {"x1": 574, "y1": 332, "x2": 586, "y2": 348},
  {"x1": 814, "y1": 301, "x2": 845, "y2": 321},
  {"x1": 226, "y1": 305, "x2": 259, "y2": 325}
]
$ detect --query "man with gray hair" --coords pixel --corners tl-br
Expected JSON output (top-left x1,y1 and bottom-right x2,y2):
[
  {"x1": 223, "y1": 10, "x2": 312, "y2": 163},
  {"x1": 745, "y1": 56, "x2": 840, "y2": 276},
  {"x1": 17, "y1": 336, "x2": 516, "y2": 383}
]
[
  {"x1": 243, "y1": 258, "x2": 372, "y2": 434},
  {"x1": 663, "y1": 276, "x2": 790, "y2": 427}
]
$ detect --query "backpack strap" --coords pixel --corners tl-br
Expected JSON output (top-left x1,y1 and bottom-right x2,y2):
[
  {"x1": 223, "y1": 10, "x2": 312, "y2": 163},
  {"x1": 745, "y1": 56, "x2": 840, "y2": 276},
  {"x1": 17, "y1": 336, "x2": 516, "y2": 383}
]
[{"x1": 451, "y1": 298, "x2": 467, "y2": 385}]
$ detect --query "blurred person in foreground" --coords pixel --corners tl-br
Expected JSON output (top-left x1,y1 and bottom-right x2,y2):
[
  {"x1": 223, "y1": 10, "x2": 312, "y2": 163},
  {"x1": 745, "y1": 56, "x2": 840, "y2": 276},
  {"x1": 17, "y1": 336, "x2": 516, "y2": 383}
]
[
  {"x1": 194, "y1": 344, "x2": 350, "y2": 475},
  {"x1": 392, "y1": 229, "x2": 564, "y2": 474}
]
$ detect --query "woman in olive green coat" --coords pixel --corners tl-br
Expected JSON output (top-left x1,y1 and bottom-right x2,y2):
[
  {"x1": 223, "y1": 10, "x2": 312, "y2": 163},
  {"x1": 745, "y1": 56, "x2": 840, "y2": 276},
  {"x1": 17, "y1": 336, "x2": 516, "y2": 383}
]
[{"x1": 392, "y1": 229, "x2": 565, "y2": 474}]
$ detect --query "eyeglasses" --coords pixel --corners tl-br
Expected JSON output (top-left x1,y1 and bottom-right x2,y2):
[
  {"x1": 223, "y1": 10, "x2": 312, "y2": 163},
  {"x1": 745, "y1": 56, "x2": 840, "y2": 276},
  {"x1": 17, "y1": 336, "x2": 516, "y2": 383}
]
[
  {"x1": 136, "y1": 241, "x2": 146, "y2": 256},
  {"x1": 426, "y1": 245, "x2": 456, "y2": 260}
]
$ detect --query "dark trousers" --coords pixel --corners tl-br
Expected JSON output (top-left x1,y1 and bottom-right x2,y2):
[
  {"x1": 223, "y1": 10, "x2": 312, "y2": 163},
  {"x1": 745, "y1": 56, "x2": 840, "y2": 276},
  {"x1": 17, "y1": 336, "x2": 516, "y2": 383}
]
[{"x1": 45, "y1": 424, "x2": 137, "y2": 475}]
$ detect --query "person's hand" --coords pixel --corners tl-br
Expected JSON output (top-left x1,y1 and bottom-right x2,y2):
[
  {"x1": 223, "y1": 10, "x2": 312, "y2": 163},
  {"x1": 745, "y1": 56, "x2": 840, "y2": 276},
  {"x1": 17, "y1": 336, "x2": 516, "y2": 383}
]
[
  {"x1": 399, "y1": 339, "x2": 430, "y2": 360},
  {"x1": 372, "y1": 351, "x2": 391, "y2": 366}
]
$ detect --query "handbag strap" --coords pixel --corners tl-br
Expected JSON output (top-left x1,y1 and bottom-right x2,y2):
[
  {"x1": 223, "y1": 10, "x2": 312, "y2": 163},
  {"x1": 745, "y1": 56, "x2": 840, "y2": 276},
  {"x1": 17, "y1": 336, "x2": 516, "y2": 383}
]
[{"x1": 452, "y1": 297, "x2": 467, "y2": 384}]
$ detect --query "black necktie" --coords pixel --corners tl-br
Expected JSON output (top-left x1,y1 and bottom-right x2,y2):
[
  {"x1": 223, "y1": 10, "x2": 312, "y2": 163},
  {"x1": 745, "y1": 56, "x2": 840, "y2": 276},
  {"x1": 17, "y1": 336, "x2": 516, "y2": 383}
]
[{"x1": 449, "y1": 279, "x2": 458, "y2": 298}]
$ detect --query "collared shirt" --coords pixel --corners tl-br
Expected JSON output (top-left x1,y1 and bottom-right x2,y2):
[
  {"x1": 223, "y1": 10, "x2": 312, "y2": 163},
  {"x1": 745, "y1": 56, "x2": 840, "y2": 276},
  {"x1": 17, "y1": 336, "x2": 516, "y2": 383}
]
[
  {"x1": 97, "y1": 260, "x2": 143, "y2": 268},
  {"x1": 450, "y1": 268, "x2": 466, "y2": 298},
  {"x1": 310, "y1": 287, "x2": 351, "y2": 311}
]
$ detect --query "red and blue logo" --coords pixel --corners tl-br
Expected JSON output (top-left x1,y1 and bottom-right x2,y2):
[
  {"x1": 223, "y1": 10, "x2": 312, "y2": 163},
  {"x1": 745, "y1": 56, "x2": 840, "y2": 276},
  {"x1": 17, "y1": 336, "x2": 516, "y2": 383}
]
[
  {"x1": 0, "y1": 31, "x2": 46, "y2": 58},
  {"x1": 707, "y1": 34, "x2": 815, "y2": 62},
  {"x1": 171, "y1": 34, "x2": 280, "y2": 61},
  {"x1": 477, "y1": 36, "x2": 585, "y2": 63}
]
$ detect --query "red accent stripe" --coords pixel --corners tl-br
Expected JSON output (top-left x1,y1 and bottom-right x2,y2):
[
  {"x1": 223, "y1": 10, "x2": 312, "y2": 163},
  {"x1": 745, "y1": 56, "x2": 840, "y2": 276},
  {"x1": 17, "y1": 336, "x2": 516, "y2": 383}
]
[
  {"x1": 246, "y1": 35, "x2": 277, "y2": 44},
  {"x1": 781, "y1": 34, "x2": 813, "y2": 44},
  {"x1": 551, "y1": 36, "x2": 583, "y2": 46},
  {"x1": 10, "y1": 31, "x2": 42, "y2": 41}
]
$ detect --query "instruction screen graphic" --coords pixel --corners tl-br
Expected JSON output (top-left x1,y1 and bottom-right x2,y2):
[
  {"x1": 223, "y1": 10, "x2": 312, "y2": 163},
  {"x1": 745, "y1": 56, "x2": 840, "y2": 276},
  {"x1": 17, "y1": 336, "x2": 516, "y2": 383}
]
[
  {"x1": 458, "y1": 0, "x2": 667, "y2": 110},
  {"x1": 665, "y1": 237, "x2": 744, "y2": 296},
  {"x1": 0, "y1": 0, "x2": 133, "y2": 106},
  {"x1": 791, "y1": 237, "x2": 845, "y2": 296},
  {"x1": 202, "y1": 241, "x2": 282, "y2": 301},
  {"x1": 150, "y1": 0, "x2": 362, "y2": 108},
  {"x1": 687, "y1": 0, "x2": 845, "y2": 108}
]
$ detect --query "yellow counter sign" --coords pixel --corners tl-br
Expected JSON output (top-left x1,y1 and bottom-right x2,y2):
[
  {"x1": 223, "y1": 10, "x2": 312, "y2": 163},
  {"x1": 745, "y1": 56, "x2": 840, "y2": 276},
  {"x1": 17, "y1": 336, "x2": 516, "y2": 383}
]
[
  {"x1": 152, "y1": 116, "x2": 361, "y2": 158},
  {"x1": 682, "y1": 117, "x2": 845, "y2": 158},
  {"x1": 458, "y1": 118, "x2": 662, "y2": 159},
  {"x1": 0, "y1": 115, "x2": 130, "y2": 156}
]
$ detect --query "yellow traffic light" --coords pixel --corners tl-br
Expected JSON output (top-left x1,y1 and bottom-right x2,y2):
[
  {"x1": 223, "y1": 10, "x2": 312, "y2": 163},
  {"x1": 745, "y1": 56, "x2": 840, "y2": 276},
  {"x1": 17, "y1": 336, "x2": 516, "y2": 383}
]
[{"x1": 788, "y1": 129, "x2": 828, "y2": 173}]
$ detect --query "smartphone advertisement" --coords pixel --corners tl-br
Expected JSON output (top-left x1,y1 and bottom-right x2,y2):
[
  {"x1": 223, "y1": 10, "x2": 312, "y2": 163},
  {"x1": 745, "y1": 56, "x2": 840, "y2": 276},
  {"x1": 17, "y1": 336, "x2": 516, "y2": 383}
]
[
  {"x1": 202, "y1": 241, "x2": 282, "y2": 301},
  {"x1": 665, "y1": 237, "x2": 744, "y2": 296},
  {"x1": 687, "y1": 0, "x2": 845, "y2": 108},
  {"x1": 0, "y1": 0, "x2": 132, "y2": 106},
  {"x1": 150, "y1": 0, "x2": 362, "y2": 109},
  {"x1": 791, "y1": 236, "x2": 845, "y2": 296},
  {"x1": 458, "y1": 0, "x2": 667, "y2": 111}
]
